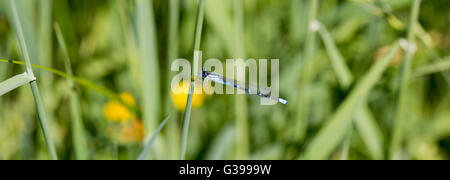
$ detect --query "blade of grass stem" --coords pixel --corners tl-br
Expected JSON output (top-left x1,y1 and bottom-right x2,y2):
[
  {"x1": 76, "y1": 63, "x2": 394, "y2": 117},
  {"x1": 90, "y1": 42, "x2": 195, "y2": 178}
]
[
  {"x1": 290, "y1": 0, "x2": 306, "y2": 43},
  {"x1": 318, "y1": 24, "x2": 353, "y2": 88},
  {"x1": 339, "y1": 130, "x2": 352, "y2": 160},
  {"x1": 137, "y1": 116, "x2": 170, "y2": 160},
  {"x1": 364, "y1": 1, "x2": 450, "y2": 85},
  {"x1": 389, "y1": 0, "x2": 421, "y2": 160},
  {"x1": 180, "y1": 82, "x2": 195, "y2": 160},
  {"x1": 166, "y1": 0, "x2": 181, "y2": 160},
  {"x1": 0, "y1": 73, "x2": 34, "y2": 96},
  {"x1": 136, "y1": 0, "x2": 160, "y2": 135},
  {"x1": 180, "y1": 0, "x2": 205, "y2": 160},
  {"x1": 294, "y1": 0, "x2": 319, "y2": 142},
  {"x1": 318, "y1": 23, "x2": 384, "y2": 159},
  {"x1": 233, "y1": 0, "x2": 249, "y2": 160},
  {"x1": 55, "y1": 23, "x2": 88, "y2": 160},
  {"x1": 0, "y1": 59, "x2": 119, "y2": 101},
  {"x1": 39, "y1": 0, "x2": 53, "y2": 71},
  {"x1": 354, "y1": 104, "x2": 384, "y2": 159},
  {"x1": 205, "y1": 125, "x2": 235, "y2": 160},
  {"x1": 301, "y1": 42, "x2": 399, "y2": 160},
  {"x1": 412, "y1": 56, "x2": 450, "y2": 78},
  {"x1": 416, "y1": 38, "x2": 450, "y2": 84},
  {"x1": 9, "y1": 0, "x2": 58, "y2": 160}
]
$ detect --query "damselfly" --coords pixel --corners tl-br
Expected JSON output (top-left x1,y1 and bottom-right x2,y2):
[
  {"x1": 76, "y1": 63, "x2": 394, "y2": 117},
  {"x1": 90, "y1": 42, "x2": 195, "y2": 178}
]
[{"x1": 201, "y1": 69, "x2": 288, "y2": 105}]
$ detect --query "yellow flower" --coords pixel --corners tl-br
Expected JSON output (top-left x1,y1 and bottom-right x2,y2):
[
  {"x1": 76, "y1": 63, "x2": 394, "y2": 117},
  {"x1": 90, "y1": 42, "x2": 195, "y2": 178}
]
[
  {"x1": 375, "y1": 45, "x2": 404, "y2": 67},
  {"x1": 120, "y1": 92, "x2": 136, "y2": 107},
  {"x1": 119, "y1": 120, "x2": 144, "y2": 144},
  {"x1": 171, "y1": 82, "x2": 205, "y2": 111},
  {"x1": 103, "y1": 92, "x2": 136, "y2": 123}
]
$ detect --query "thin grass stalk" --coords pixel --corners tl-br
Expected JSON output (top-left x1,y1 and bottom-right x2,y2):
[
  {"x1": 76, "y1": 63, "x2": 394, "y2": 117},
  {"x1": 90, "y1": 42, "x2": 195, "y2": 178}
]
[
  {"x1": 319, "y1": 23, "x2": 384, "y2": 160},
  {"x1": 0, "y1": 48, "x2": 8, "y2": 118},
  {"x1": 180, "y1": 0, "x2": 205, "y2": 160},
  {"x1": 318, "y1": 24, "x2": 353, "y2": 88},
  {"x1": 294, "y1": 0, "x2": 319, "y2": 142},
  {"x1": 0, "y1": 73, "x2": 34, "y2": 96},
  {"x1": 138, "y1": 116, "x2": 170, "y2": 160},
  {"x1": 55, "y1": 23, "x2": 88, "y2": 160},
  {"x1": 136, "y1": 0, "x2": 160, "y2": 135},
  {"x1": 39, "y1": 0, "x2": 54, "y2": 119},
  {"x1": 180, "y1": 82, "x2": 195, "y2": 160},
  {"x1": 412, "y1": 56, "x2": 450, "y2": 78},
  {"x1": 9, "y1": 0, "x2": 57, "y2": 160},
  {"x1": 365, "y1": 1, "x2": 450, "y2": 85},
  {"x1": 354, "y1": 104, "x2": 384, "y2": 160},
  {"x1": 389, "y1": 0, "x2": 421, "y2": 160},
  {"x1": 301, "y1": 42, "x2": 400, "y2": 160},
  {"x1": 233, "y1": 0, "x2": 249, "y2": 160},
  {"x1": 416, "y1": 38, "x2": 450, "y2": 84},
  {"x1": 116, "y1": 0, "x2": 141, "y2": 93},
  {"x1": 39, "y1": 0, "x2": 52, "y2": 71},
  {"x1": 0, "y1": 59, "x2": 119, "y2": 101},
  {"x1": 339, "y1": 130, "x2": 352, "y2": 160},
  {"x1": 38, "y1": 0, "x2": 58, "y2": 149},
  {"x1": 290, "y1": 0, "x2": 306, "y2": 44},
  {"x1": 166, "y1": 0, "x2": 181, "y2": 160}
]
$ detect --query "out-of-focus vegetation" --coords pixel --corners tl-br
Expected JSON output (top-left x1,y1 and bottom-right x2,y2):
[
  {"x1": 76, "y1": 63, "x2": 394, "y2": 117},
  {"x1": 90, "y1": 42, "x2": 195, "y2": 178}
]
[{"x1": 0, "y1": 0, "x2": 449, "y2": 160}]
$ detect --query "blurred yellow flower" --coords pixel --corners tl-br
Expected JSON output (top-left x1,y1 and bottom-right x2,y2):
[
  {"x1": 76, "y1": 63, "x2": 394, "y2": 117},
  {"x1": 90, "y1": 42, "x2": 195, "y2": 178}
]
[
  {"x1": 120, "y1": 92, "x2": 136, "y2": 107},
  {"x1": 375, "y1": 45, "x2": 404, "y2": 66},
  {"x1": 103, "y1": 92, "x2": 136, "y2": 123},
  {"x1": 119, "y1": 120, "x2": 145, "y2": 144},
  {"x1": 171, "y1": 82, "x2": 205, "y2": 111}
]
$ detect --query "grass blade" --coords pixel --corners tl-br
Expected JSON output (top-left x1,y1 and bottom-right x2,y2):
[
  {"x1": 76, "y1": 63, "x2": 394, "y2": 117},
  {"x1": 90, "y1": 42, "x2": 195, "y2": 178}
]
[
  {"x1": 339, "y1": 130, "x2": 352, "y2": 160},
  {"x1": 318, "y1": 22, "x2": 384, "y2": 159},
  {"x1": 9, "y1": 0, "x2": 58, "y2": 160},
  {"x1": 302, "y1": 42, "x2": 400, "y2": 160},
  {"x1": 137, "y1": 116, "x2": 170, "y2": 160},
  {"x1": 205, "y1": 125, "x2": 235, "y2": 160},
  {"x1": 318, "y1": 24, "x2": 353, "y2": 88},
  {"x1": 0, "y1": 73, "x2": 34, "y2": 96},
  {"x1": 180, "y1": 0, "x2": 205, "y2": 160},
  {"x1": 294, "y1": 0, "x2": 320, "y2": 142},
  {"x1": 389, "y1": 0, "x2": 421, "y2": 160},
  {"x1": 180, "y1": 82, "x2": 195, "y2": 160},
  {"x1": 233, "y1": 0, "x2": 249, "y2": 160},
  {"x1": 412, "y1": 56, "x2": 450, "y2": 78},
  {"x1": 0, "y1": 58, "x2": 120, "y2": 101},
  {"x1": 55, "y1": 23, "x2": 88, "y2": 160},
  {"x1": 165, "y1": 0, "x2": 181, "y2": 160},
  {"x1": 354, "y1": 104, "x2": 384, "y2": 159},
  {"x1": 136, "y1": 0, "x2": 160, "y2": 135}
]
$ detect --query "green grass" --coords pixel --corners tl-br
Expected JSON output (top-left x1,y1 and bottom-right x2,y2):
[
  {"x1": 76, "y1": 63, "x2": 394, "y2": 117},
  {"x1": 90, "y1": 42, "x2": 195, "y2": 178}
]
[
  {"x1": 8, "y1": 0, "x2": 58, "y2": 160},
  {"x1": 318, "y1": 22, "x2": 384, "y2": 160},
  {"x1": 295, "y1": 0, "x2": 320, "y2": 143},
  {"x1": 413, "y1": 56, "x2": 450, "y2": 78},
  {"x1": 302, "y1": 42, "x2": 400, "y2": 160},
  {"x1": 138, "y1": 116, "x2": 170, "y2": 160},
  {"x1": 136, "y1": 0, "x2": 160, "y2": 136},
  {"x1": 180, "y1": 0, "x2": 205, "y2": 160},
  {"x1": 0, "y1": 72, "x2": 34, "y2": 96},
  {"x1": 318, "y1": 23, "x2": 353, "y2": 89},
  {"x1": 55, "y1": 23, "x2": 88, "y2": 160},
  {"x1": 389, "y1": 0, "x2": 422, "y2": 160},
  {"x1": 233, "y1": 0, "x2": 249, "y2": 160},
  {"x1": 0, "y1": 0, "x2": 449, "y2": 160},
  {"x1": 166, "y1": 0, "x2": 181, "y2": 160},
  {"x1": 0, "y1": 59, "x2": 120, "y2": 101}
]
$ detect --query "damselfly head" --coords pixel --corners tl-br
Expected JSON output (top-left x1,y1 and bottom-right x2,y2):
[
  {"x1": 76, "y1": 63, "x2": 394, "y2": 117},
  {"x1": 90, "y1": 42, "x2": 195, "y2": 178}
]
[{"x1": 201, "y1": 69, "x2": 209, "y2": 80}]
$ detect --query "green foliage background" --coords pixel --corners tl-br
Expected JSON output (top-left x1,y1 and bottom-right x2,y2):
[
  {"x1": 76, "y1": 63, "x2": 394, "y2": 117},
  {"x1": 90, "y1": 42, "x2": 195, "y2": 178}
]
[{"x1": 0, "y1": 0, "x2": 449, "y2": 160}]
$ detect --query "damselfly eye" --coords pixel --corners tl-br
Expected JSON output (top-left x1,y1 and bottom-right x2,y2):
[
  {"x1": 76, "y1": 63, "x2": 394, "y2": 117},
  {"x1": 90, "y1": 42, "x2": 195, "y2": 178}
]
[{"x1": 201, "y1": 69, "x2": 208, "y2": 79}]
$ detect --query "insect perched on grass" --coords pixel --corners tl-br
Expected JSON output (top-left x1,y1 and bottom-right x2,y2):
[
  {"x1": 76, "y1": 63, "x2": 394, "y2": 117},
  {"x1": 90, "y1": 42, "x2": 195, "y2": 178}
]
[{"x1": 201, "y1": 69, "x2": 288, "y2": 105}]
